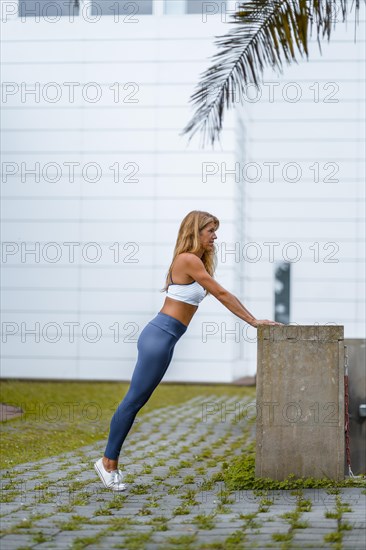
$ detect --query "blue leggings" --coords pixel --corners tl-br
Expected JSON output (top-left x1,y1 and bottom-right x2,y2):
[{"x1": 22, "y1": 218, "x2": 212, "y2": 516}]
[{"x1": 104, "y1": 312, "x2": 188, "y2": 460}]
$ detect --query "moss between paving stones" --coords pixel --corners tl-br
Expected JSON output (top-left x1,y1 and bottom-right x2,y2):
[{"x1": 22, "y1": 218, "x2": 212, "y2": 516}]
[
  {"x1": 322, "y1": 494, "x2": 355, "y2": 548},
  {"x1": 0, "y1": 380, "x2": 255, "y2": 468},
  {"x1": 222, "y1": 442, "x2": 366, "y2": 490}
]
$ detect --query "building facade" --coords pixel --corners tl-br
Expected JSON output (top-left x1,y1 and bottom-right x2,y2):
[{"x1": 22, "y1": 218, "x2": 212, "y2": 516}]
[{"x1": 1, "y1": 1, "x2": 365, "y2": 382}]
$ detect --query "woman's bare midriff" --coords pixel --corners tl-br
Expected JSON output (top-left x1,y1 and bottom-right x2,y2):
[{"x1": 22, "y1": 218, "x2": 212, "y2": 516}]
[{"x1": 159, "y1": 297, "x2": 198, "y2": 327}]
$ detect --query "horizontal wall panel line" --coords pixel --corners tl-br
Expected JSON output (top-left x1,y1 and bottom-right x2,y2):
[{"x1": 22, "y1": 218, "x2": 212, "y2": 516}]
[
  {"x1": 2, "y1": 237, "x2": 364, "y2": 243},
  {"x1": 2, "y1": 287, "x2": 166, "y2": 291},
  {"x1": 0, "y1": 309, "x2": 240, "y2": 315},
  {"x1": 251, "y1": 138, "x2": 364, "y2": 143},
  {"x1": 2, "y1": 59, "x2": 213, "y2": 65},
  {"x1": 246, "y1": 198, "x2": 365, "y2": 203},
  {"x1": 250, "y1": 118, "x2": 365, "y2": 122},
  {"x1": 290, "y1": 298, "x2": 365, "y2": 303},
  {"x1": 1, "y1": 177, "x2": 364, "y2": 183},
  {"x1": 243, "y1": 237, "x2": 365, "y2": 242},
  {"x1": 1, "y1": 218, "x2": 235, "y2": 223},
  {"x1": 289, "y1": 319, "x2": 366, "y2": 324},
  {"x1": 2, "y1": 286, "x2": 363, "y2": 296},
  {"x1": 2, "y1": 99, "x2": 364, "y2": 109},
  {"x1": 3, "y1": 37, "x2": 365, "y2": 43},
  {"x1": 247, "y1": 217, "x2": 364, "y2": 222},
  {"x1": 3, "y1": 59, "x2": 365, "y2": 65},
  {"x1": 2, "y1": 133, "x2": 364, "y2": 141},
  {"x1": 2, "y1": 128, "x2": 216, "y2": 132},
  {"x1": 1, "y1": 196, "x2": 234, "y2": 201},
  {"x1": 1, "y1": 37, "x2": 232, "y2": 43},
  {"x1": 0, "y1": 124, "x2": 362, "y2": 132},
  {"x1": 0, "y1": 267, "x2": 232, "y2": 273},
  {"x1": 1, "y1": 310, "x2": 165, "y2": 314},
  {"x1": 1, "y1": 149, "x2": 231, "y2": 154},
  {"x1": 246, "y1": 157, "x2": 364, "y2": 161},
  {"x1": 2, "y1": 260, "x2": 364, "y2": 266},
  {"x1": 2, "y1": 296, "x2": 364, "y2": 303},
  {"x1": 241, "y1": 277, "x2": 366, "y2": 282},
  {"x1": 0, "y1": 355, "x2": 232, "y2": 363},
  {"x1": 0, "y1": 80, "x2": 365, "y2": 87},
  {"x1": 0, "y1": 105, "x2": 229, "y2": 110},
  {"x1": 2, "y1": 301, "x2": 364, "y2": 315}
]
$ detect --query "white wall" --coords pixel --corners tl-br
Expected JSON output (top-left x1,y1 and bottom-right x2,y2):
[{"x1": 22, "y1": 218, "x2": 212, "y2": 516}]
[
  {"x1": 233, "y1": 6, "x2": 366, "y2": 369},
  {"x1": 1, "y1": 1, "x2": 247, "y2": 382}
]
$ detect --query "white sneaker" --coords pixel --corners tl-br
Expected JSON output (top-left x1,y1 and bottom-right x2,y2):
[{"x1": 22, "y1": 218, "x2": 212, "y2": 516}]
[{"x1": 94, "y1": 457, "x2": 126, "y2": 491}]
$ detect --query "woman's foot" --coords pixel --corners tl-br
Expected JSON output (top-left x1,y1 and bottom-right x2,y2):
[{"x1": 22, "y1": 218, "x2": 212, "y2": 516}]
[
  {"x1": 94, "y1": 457, "x2": 126, "y2": 491},
  {"x1": 102, "y1": 456, "x2": 119, "y2": 472}
]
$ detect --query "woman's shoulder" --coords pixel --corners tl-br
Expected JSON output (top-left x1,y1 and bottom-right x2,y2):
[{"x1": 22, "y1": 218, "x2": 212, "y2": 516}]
[
  {"x1": 176, "y1": 252, "x2": 201, "y2": 264},
  {"x1": 172, "y1": 254, "x2": 204, "y2": 281}
]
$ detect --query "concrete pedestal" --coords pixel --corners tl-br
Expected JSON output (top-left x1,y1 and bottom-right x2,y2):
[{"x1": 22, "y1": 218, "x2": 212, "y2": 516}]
[{"x1": 255, "y1": 325, "x2": 345, "y2": 481}]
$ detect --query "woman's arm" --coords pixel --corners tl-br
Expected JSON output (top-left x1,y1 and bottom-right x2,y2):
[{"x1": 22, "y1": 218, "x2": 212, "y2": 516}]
[{"x1": 183, "y1": 253, "x2": 282, "y2": 327}]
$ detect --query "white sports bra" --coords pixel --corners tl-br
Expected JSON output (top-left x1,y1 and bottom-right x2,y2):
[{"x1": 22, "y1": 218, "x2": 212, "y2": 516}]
[{"x1": 166, "y1": 271, "x2": 207, "y2": 306}]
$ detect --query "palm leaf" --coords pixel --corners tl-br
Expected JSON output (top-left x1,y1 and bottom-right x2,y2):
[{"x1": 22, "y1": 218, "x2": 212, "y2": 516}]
[{"x1": 181, "y1": 0, "x2": 363, "y2": 147}]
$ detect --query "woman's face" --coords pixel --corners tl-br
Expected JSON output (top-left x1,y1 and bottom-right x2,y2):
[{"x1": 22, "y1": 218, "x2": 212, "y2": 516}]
[{"x1": 199, "y1": 222, "x2": 217, "y2": 251}]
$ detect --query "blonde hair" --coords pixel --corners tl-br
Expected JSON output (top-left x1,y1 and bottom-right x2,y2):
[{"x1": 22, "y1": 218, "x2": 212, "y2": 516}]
[{"x1": 161, "y1": 210, "x2": 220, "y2": 296}]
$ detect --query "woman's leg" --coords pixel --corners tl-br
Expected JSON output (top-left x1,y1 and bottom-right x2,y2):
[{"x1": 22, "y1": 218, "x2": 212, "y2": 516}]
[{"x1": 104, "y1": 322, "x2": 178, "y2": 461}]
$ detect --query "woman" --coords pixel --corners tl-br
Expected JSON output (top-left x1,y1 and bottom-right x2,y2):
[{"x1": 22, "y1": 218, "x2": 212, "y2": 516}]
[{"x1": 94, "y1": 210, "x2": 282, "y2": 491}]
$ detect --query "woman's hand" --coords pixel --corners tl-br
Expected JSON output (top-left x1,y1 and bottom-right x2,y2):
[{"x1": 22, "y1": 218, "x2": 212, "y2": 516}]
[{"x1": 252, "y1": 319, "x2": 284, "y2": 328}]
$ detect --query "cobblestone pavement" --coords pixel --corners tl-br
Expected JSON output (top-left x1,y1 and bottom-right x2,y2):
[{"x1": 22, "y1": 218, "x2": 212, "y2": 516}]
[{"x1": 1, "y1": 395, "x2": 365, "y2": 549}]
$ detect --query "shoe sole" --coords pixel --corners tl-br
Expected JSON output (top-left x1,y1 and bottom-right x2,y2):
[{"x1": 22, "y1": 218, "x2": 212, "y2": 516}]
[{"x1": 94, "y1": 461, "x2": 126, "y2": 492}]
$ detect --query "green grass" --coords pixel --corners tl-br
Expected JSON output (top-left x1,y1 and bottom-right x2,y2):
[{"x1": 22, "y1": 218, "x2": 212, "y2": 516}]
[
  {"x1": 173, "y1": 504, "x2": 191, "y2": 515},
  {"x1": 323, "y1": 494, "x2": 354, "y2": 546},
  {"x1": 0, "y1": 380, "x2": 255, "y2": 468},
  {"x1": 222, "y1": 441, "x2": 366, "y2": 490},
  {"x1": 118, "y1": 532, "x2": 153, "y2": 549},
  {"x1": 166, "y1": 534, "x2": 196, "y2": 547},
  {"x1": 32, "y1": 531, "x2": 50, "y2": 544},
  {"x1": 55, "y1": 514, "x2": 90, "y2": 531},
  {"x1": 191, "y1": 512, "x2": 216, "y2": 529},
  {"x1": 225, "y1": 529, "x2": 247, "y2": 549},
  {"x1": 71, "y1": 531, "x2": 106, "y2": 550}
]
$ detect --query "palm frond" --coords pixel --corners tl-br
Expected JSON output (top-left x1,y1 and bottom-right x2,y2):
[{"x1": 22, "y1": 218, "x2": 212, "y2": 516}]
[{"x1": 181, "y1": 0, "x2": 362, "y2": 147}]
